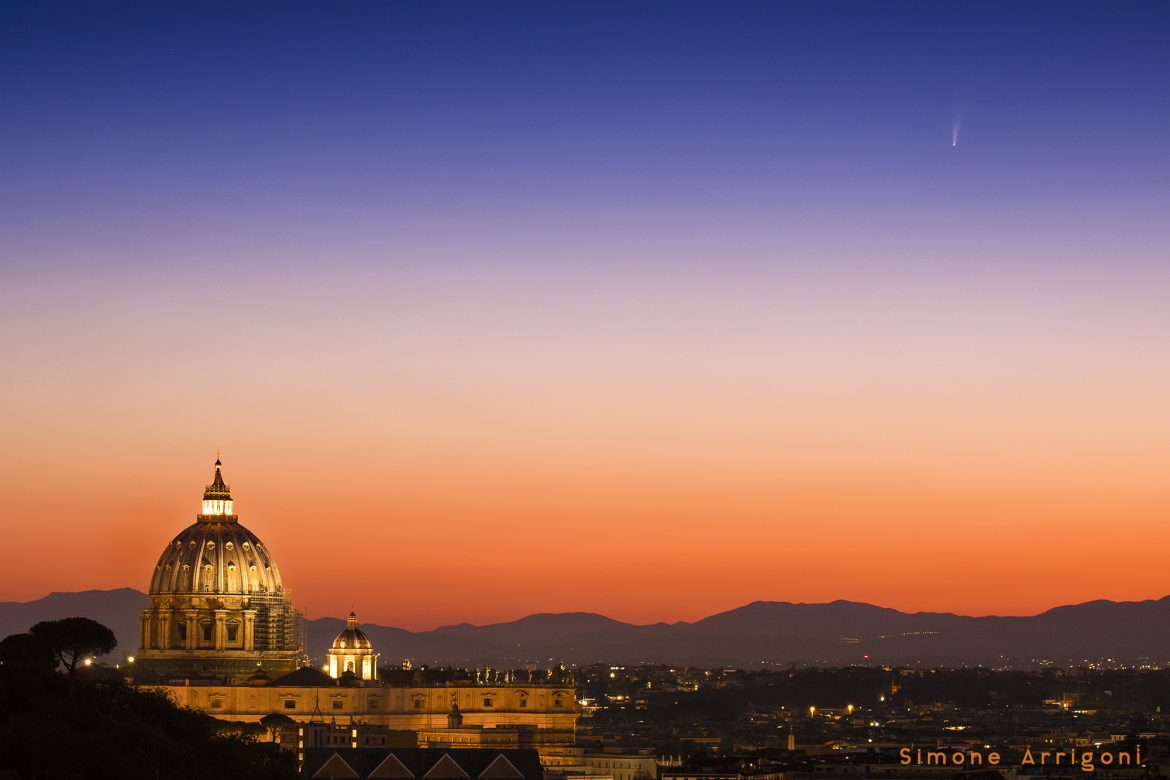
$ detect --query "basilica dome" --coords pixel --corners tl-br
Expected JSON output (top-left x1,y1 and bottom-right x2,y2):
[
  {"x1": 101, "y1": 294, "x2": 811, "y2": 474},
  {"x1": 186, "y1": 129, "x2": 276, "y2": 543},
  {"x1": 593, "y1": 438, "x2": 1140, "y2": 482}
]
[
  {"x1": 148, "y1": 460, "x2": 285, "y2": 596},
  {"x1": 136, "y1": 458, "x2": 303, "y2": 680}
]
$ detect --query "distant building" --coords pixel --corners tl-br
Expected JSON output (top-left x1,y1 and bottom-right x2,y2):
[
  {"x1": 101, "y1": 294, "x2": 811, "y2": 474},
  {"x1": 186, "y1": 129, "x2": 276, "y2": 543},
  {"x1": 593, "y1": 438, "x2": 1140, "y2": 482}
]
[
  {"x1": 329, "y1": 612, "x2": 380, "y2": 680},
  {"x1": 285, "y1": 721, "x2": 417, "y2": 753},
  {"x1": 134, "y1": 459, "x2": 579, "y2": 751},
  {"x1": 543, "y1": 747, "x2": 657, "y2": 780}
]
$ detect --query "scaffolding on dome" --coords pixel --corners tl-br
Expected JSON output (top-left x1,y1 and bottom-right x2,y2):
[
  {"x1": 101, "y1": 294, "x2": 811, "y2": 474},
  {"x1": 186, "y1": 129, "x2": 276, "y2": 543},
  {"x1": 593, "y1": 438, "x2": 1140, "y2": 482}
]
[{"x1": 249, "y1": 591, "x2": 303, "y2": 653}]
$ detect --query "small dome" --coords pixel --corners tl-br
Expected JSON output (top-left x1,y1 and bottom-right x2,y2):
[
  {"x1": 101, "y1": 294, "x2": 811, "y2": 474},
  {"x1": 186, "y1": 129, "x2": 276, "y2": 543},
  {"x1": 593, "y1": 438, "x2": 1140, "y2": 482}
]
[{"x1": 332, "y1": 611, "x2": 372, "y2": 651}]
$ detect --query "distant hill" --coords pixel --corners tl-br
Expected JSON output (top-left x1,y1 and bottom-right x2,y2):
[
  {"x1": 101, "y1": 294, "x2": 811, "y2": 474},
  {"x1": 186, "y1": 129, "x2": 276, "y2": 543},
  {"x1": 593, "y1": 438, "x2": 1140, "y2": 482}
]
[
  {"x1": 0, "y1": 588, "x2": 146, "y2": 661},
  {"x1": 7, "y1": 589, "x2": 1170, "y2": 667},
  {"x1": 332, "y1": 597, "x2": 1170, "y2": 667}
]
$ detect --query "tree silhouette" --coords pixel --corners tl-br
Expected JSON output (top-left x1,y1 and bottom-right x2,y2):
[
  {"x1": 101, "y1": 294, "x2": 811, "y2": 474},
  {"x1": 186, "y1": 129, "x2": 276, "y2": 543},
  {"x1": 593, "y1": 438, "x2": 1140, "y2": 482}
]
[
  {"x1": 0, "y1": 632, "x2": 57, "y2": 672},
  {"x1": 0, "y1": 657, "x2": 294, "y2": 778},
  {"x1": 29, "y1": 617, "x2": 117, "y2": 676}
]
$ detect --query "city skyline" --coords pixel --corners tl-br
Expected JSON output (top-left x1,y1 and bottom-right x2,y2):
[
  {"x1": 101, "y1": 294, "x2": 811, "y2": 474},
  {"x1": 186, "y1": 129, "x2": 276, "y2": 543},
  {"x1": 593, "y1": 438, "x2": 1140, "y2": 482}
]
[{"x1": 2, "y1": 1, "x2": 1169, "y2": 630}]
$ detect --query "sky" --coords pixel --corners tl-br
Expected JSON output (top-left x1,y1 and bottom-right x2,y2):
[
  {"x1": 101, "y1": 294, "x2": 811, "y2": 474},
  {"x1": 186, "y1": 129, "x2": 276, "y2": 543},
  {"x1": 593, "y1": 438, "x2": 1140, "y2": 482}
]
[{"x1": 1, "y1": 1, "x2": 1168, "y2": 630}]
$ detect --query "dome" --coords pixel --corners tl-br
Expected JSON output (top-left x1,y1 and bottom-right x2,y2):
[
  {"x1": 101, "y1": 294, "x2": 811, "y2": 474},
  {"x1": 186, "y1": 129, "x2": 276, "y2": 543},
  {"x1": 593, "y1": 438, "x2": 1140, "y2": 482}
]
[
  {"x1": 150, "y1": 521, "x2": 284, "y2": 595},
  {"x1": 148, "y1": 460, "x2": 285, "y2": 596},
  {"x1": 326, "y1": 610, "x2": 378, "y2": 680},
  {"x1": 333, "y1": 611, "x2": 372, "y2": 651},
  {"x1": 137, "y1": 458, "x2": 303, "y2": 680}
]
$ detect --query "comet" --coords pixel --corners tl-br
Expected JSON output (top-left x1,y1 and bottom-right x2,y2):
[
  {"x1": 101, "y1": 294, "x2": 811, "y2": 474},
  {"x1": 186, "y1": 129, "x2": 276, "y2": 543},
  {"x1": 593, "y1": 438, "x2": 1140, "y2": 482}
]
[{"x1": 952, "y1": 116, "x2": 960, "y2": 147}]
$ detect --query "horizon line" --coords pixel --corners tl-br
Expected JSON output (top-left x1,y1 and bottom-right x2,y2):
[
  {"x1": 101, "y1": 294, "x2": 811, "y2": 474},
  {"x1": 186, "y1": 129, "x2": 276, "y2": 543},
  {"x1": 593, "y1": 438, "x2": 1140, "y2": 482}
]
[{"x1": 10, "y1": 586, "x2": 1170, "y2": 632}]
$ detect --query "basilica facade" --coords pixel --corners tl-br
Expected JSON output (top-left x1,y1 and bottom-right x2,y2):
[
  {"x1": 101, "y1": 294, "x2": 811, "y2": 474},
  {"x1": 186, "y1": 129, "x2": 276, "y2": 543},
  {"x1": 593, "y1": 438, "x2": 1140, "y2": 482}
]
[{"x1": 135, "y1": 460, "x2": 578, "y2": 749}]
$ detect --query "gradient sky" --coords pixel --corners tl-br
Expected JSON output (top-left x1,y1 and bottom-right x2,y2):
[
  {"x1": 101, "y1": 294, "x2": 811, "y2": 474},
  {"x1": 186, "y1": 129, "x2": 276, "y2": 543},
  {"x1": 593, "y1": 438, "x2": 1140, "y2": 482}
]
[{"x1": 2, "y1": 1, "x2": 1168, "y2": 630}]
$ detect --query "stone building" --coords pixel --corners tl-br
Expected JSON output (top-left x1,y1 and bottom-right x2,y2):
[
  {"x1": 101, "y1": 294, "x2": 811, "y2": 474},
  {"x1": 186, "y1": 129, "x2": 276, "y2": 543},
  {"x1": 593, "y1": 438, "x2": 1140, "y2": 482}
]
[
  {"x1": 135, "y1": 459, "x2": 578, "y2": 750},
  {"x1": 136, "y1": 459, "x2": 302, "y2": 678},
  {"x1": 159, "y1": 664, "x2": 578, "y2": 744}
]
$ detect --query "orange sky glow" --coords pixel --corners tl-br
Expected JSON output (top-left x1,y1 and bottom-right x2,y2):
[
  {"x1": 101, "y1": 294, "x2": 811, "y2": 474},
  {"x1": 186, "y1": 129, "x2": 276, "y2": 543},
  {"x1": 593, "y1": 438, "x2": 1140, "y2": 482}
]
[{"x1": 2, "y1": 257, "x2": 1168, "y2": 630}]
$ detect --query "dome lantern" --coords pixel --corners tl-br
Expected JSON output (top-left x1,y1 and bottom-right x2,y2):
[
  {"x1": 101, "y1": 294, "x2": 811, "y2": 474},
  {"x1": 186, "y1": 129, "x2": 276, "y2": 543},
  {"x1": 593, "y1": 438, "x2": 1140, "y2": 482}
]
[{"x1": 201, "y1": 457, "x2": 235, "y2": 518}]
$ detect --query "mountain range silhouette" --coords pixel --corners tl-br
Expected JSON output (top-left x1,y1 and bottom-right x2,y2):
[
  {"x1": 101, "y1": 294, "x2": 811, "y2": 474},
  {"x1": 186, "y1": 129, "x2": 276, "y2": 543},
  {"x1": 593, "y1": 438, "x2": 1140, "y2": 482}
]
[{"x1": 4, "y1": 589, "x2": 1167, "y2": 667}]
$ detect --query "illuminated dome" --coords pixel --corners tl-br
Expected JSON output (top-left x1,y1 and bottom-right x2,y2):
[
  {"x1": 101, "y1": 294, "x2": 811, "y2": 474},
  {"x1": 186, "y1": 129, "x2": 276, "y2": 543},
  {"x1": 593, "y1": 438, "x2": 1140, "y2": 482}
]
[
  {"x1": 327, "y1": 611, "x2": 379, "y2": 680},
  {"x1": 149, "y1": 459, "x2": 285, "y2": 596},
  {"x1": 333, "y1": 612, "x2": 372, "y2": 651},
  {"x1": 136, "y1": 458, "x2": 303, "y2": 680}
]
